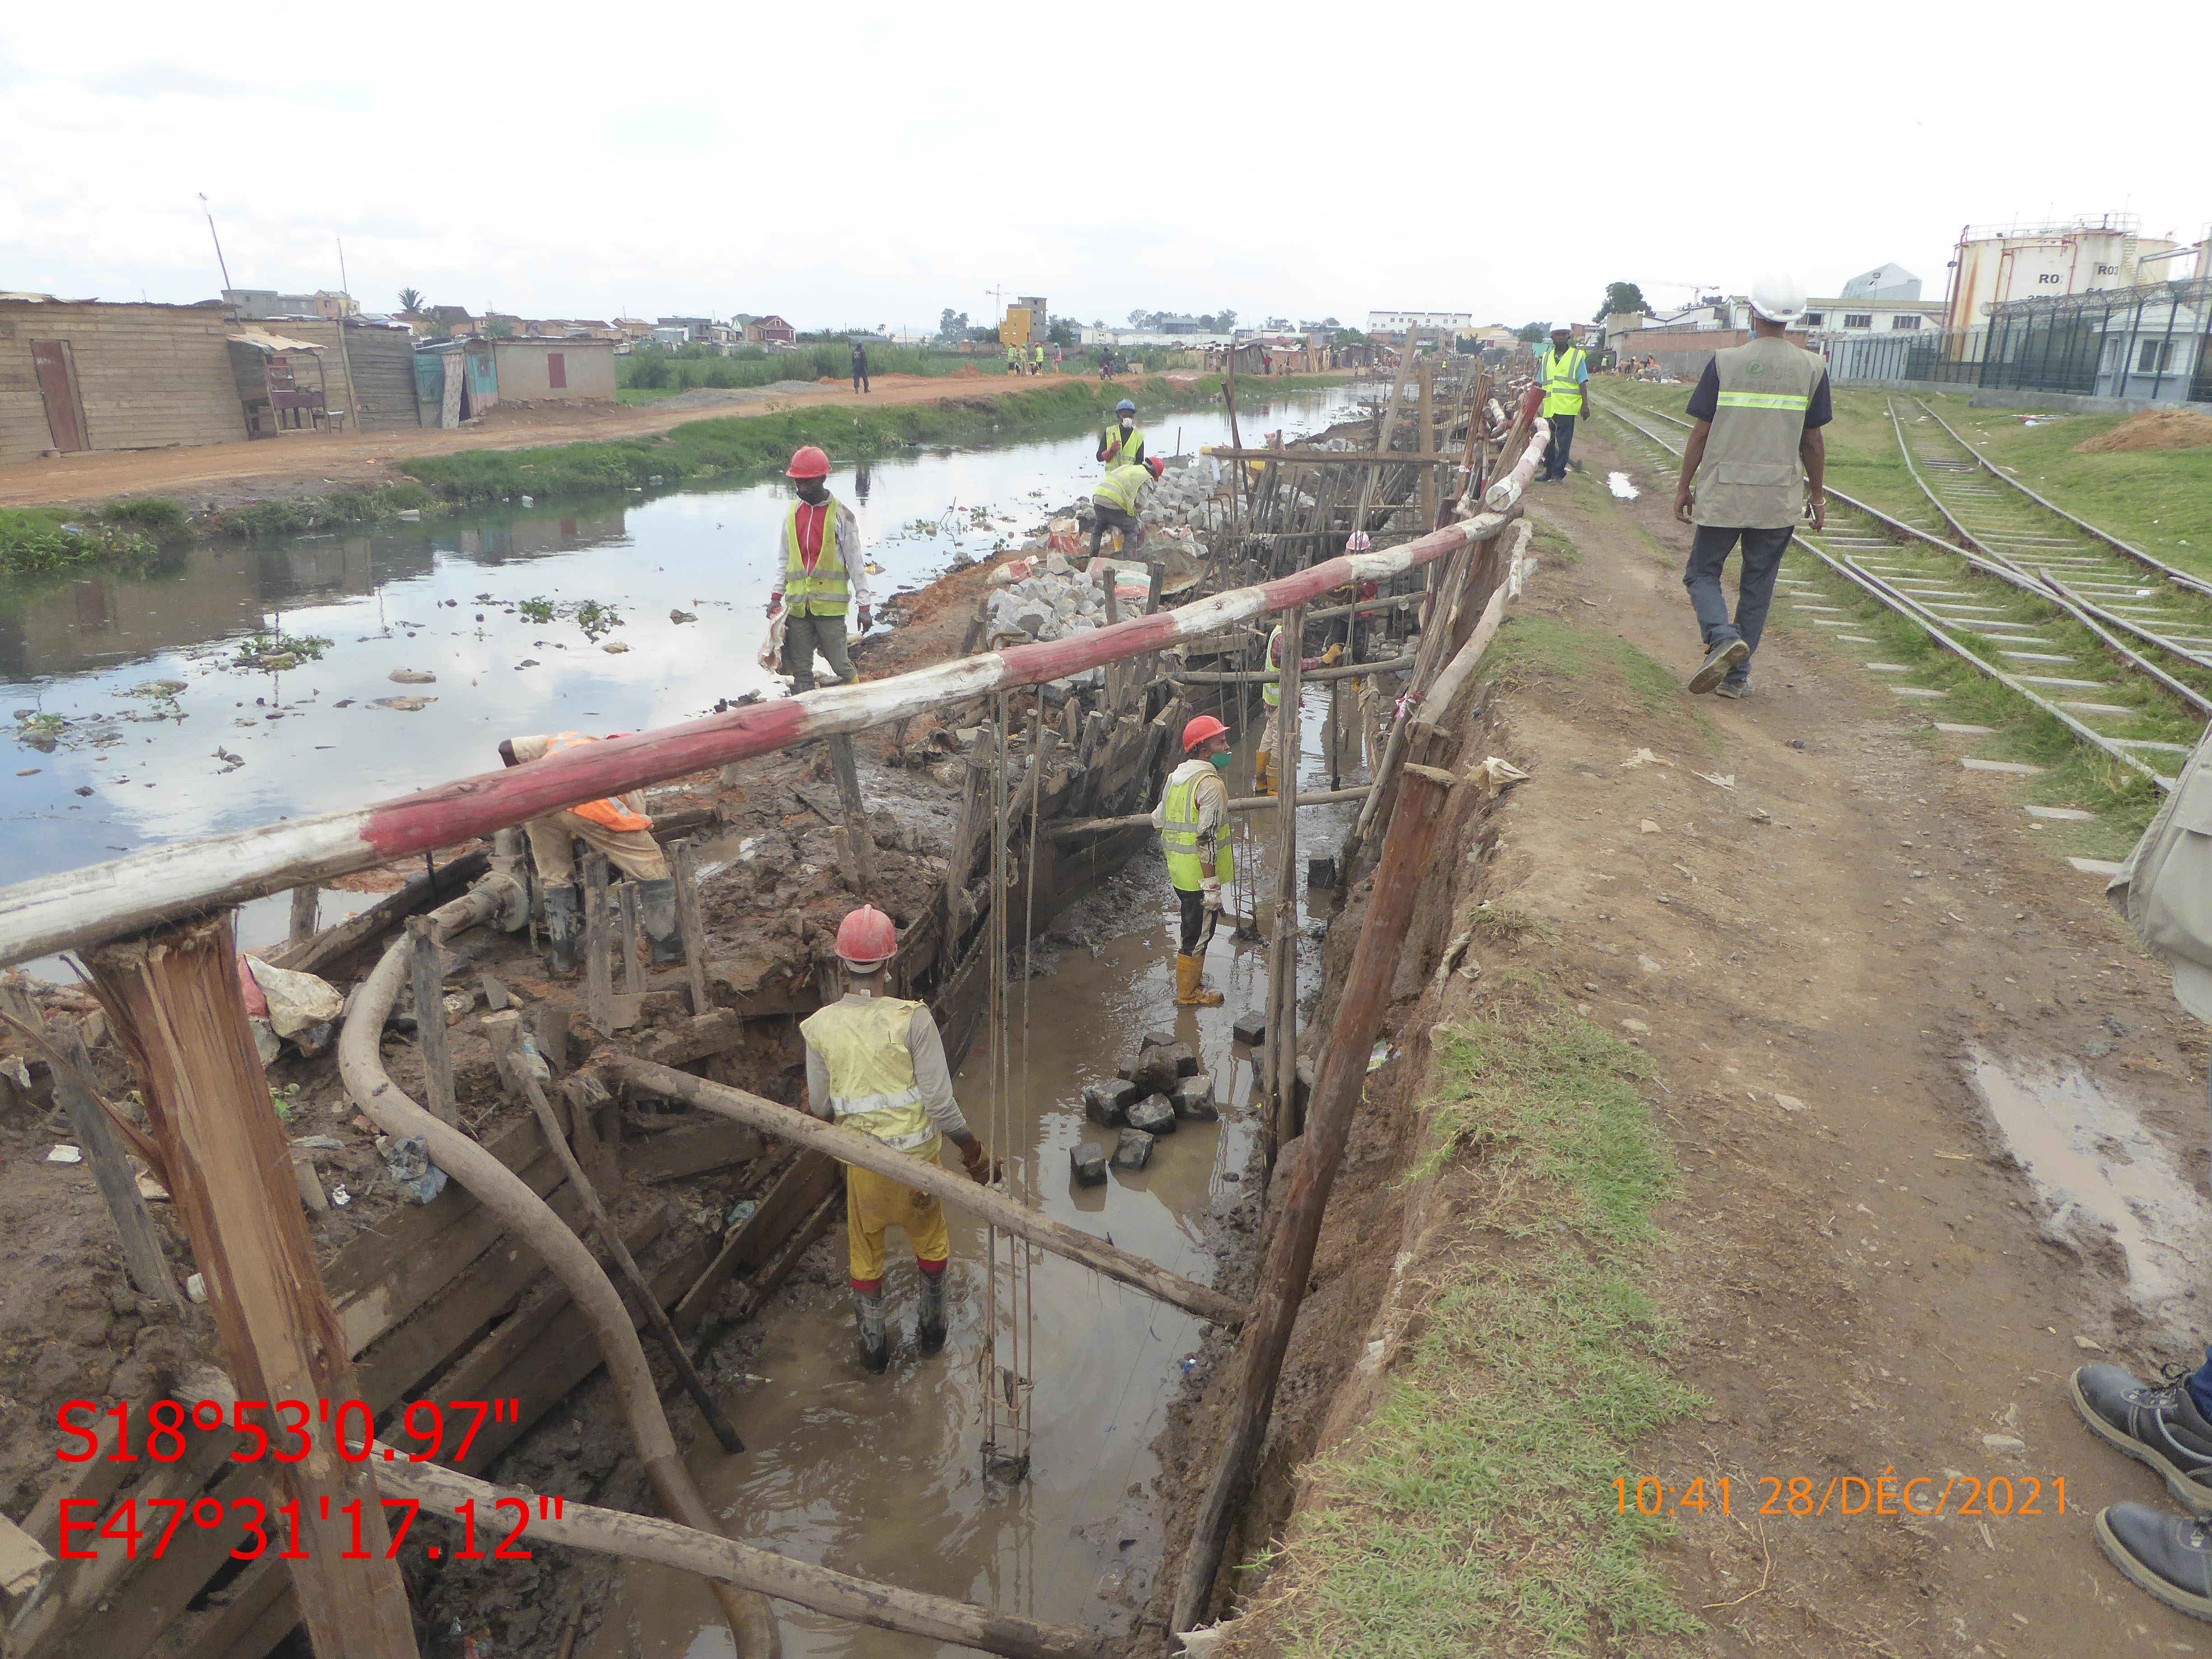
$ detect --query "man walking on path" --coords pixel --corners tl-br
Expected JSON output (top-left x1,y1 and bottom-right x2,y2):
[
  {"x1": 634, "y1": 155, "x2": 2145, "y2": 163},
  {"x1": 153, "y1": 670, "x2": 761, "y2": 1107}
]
[
  {"x1": 1672, "y1": 270, "x2": 1829, "y2": 699},
  {"x1": 1153, "y1": 717, "x2": 1235, "y2": 1007},
  {"x1": 802, "y1": 905, "x2": 990, "y2": 1372},
  {"x1": 850, "y1": 340, "x2": 869, "y2": 394},
  {"x1": 766, "y1": 445, "x2": 872, "y2": 692},
  {"x1": 1537, "y1": 324, "x2": 1591, "y2": 480},
  {"x1": 497, "y1": 732, "x2": 681, "y2": 976}
]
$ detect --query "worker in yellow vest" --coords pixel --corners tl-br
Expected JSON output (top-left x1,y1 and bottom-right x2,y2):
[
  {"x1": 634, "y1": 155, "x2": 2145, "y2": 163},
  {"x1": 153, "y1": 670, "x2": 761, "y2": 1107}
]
[
  {"x1": 766, "y1": 446, "x2": 873, "y2": 692},
  {"x1": 1006, "y1": 342, "x2": 1022, "y2": 375},
  {"x1": 1088, "y1": 455, "x2": 1163, "y2": 560},
  {"x1": 1537, "y1": 324, "x2": 1593, "y2": 481},
  {"x1": 498, "y1": 732, "x2": 681, "y2": 976},
  {"x1": 1251, "y1": 620, "x2": 1330, "y2": 796},
  {"x1": 1031, "y1": 342, "x2": 1045, "y2": 376},
  {"x1": 1097, "y1": 400, "x2": 1146, "y2": 470},
  {"x1": 1152, "y1": 716, "x2": 1235, "y2": 1006},
  {"x1": 801, "y1": 906, "x2": 990, "y2": 1373}
]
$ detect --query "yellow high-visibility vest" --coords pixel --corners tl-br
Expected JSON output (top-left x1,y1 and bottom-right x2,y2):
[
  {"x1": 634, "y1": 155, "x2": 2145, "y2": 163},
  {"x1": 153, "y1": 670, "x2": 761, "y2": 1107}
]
[
  {"x1": 783, "y1": 497, "x2": 849, "y2": 618},
  {"x1": 1160, "y1": 770, "x2": 1233, "y2": 891},
  {"x1": 1101, "y1": 424, "x2": 1146, "y2": 468},
  {"x1": 1094, "y1": 464, "x2": 1151, "y2": 516},
  {"x1": 1540, "y1": 346, "x2": 1587, "y2": 417},
  {"x1": 801, "y1": 996, "x2": 935, "y2": 1153}
]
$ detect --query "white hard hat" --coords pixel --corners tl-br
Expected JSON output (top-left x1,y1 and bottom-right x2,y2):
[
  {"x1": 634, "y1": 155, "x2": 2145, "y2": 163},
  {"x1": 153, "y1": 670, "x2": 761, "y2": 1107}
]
[
  {"x1": 1748, "y1": 270, "x2": 1808, "y2": 324},
  {"x1": 1547, "y1": 321, "x2": 1570, "y2": 332}
]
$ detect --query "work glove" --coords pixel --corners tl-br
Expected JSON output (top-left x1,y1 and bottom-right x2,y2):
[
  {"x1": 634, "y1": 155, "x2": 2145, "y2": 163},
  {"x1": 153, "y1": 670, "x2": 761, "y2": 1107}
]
[
  {"x1": 1322, "y1": 642, "x2": 1345, "y2": 665},
  {"x1": 957, "y1": 1135, "x2": 994, "y2": 1184},
  {"x1": 1200, "y1": 880, "x2": 1223, "y2": 914},
  {"x1": 857, "y1": 606, "x2": 873, "y2": 632}
]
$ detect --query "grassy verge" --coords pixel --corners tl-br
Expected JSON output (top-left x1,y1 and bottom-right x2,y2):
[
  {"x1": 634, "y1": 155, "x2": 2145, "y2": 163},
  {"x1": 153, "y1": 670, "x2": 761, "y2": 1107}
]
[
  {"x1": 0, "y1": 506, "x2": 165, "y2": 576},
  {"x1": 1486, "y1": 611, "x2": 1718, "y2": 750},
  {"x1": 1260, "y1": 1006, "x2": 1699, "y2": 1657}
]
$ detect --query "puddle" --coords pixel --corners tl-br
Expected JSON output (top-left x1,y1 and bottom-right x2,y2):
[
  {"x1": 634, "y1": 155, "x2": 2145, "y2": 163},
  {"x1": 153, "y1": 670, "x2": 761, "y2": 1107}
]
[
  {"x1": 1966, "y1": 1047, "x2": 2212, "y2": 1319},
  {"x1": 1607, "y1": 471, "x2": 1640, "y2": 501}
]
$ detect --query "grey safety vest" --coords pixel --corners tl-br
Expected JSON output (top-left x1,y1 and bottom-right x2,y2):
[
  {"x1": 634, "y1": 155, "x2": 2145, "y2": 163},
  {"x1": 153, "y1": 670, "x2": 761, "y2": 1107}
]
[
  {"x1": 2109, "y1": 727, "x2": 2212, "y2": 1022},
  {"x1": 1692, "y1": 337, "x2": 1826, "y2": 530}
]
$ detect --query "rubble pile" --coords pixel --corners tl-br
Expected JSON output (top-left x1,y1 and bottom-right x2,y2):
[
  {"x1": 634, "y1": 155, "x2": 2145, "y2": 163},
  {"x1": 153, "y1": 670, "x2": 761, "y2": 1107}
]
[{"x1": 1071, "y1": 1031, "x2": 1218, "y2": 1183}]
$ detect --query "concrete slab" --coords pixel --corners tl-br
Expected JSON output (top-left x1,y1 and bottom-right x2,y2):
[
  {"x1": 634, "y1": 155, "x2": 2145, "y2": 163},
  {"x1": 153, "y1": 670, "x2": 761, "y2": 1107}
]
[
  {"x1": 1933, "y1": 722, "x2": 1995, "y2": 734},
  {"x1": 2024, "y1": 805, "x2": 2096, "y2": 820},
  {"x1": 2068, "y1": 857, "x2": 2126, "y2": 876},
  {"x1": 1962, "y1": 758, "x2": 2043, "y2": 774},
  {"x1": 1892, "y1": 688, "x2": 1948, "y2": 698}
]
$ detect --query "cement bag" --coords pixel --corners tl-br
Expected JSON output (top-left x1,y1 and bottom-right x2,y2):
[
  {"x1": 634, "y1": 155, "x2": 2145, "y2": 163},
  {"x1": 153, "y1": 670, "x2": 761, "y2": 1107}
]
[
  {"x1": 758, "y1": 610, "x2": 787, "y2": 675},
  {"x1": 1045, "y1": 518, "x2": 1083, "y2": 558},
  {"x1": 243, "y1": 956, "x2": 343, "y2": 1039}
]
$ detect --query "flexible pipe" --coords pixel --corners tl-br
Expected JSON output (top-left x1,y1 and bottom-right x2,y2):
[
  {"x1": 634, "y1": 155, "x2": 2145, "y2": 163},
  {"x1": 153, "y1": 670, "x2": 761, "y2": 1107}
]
[{"x1": 336, "y1": 879, "x2": 778, "y2": 1657}]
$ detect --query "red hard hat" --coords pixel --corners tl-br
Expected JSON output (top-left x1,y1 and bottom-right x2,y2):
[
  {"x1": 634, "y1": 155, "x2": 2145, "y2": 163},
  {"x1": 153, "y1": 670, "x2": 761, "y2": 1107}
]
[
  {"x1": 834, "y1": 904, "x2": 897, "y2": 966},
  {"x1": 1146, "y1": 456, "x2": 1165, "y2": 480},
  {"x1": 1182, "y1": 715, "x2": 1229, "y2": 752},
  {"x1": 786, "y1": 445, "x2": 831, "y2": 479}
]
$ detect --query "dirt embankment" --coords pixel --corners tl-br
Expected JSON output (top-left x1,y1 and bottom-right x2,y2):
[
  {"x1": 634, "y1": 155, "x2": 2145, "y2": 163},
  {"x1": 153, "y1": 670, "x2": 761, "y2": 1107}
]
[
  {"x1": 2075, "y1": 407, "x2": 2212, "y2": 453},
  {"x1": 1157, "y1": 431, "x2": 2212, "y2": 1654}
]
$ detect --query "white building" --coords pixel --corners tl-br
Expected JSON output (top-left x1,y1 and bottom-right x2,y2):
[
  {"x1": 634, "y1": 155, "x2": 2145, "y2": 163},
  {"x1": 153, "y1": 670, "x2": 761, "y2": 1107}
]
[{"x1": 1366, "y1": 310, "x2": 1472, "y2": 338}]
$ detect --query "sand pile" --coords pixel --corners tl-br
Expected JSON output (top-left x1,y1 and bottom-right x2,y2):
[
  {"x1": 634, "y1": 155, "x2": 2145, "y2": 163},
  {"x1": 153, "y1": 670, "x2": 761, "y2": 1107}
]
[{"x1": 2074, "y1": 408, "x2": 2212, "y2": 453}]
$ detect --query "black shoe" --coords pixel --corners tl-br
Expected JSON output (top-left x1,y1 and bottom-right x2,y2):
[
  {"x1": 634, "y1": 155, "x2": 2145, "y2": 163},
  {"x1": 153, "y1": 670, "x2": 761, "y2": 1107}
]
[
  {"x1": 1715, "y1": 678, "x2": 1753, "y2": 701},
  {"x1": 2098, "y1": 1504, "x2": 2212, "y2": 1622},
  {"x1": 1688, "y1": 638, "x2": 1751, "y2": 694},
  {"x1": 2073, "y1": 1363, "x2": 2212, "y2": 1511}
]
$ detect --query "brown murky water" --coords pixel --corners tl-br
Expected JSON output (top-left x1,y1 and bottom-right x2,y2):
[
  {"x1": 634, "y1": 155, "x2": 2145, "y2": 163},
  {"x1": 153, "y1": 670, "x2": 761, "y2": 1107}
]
[{"x1": 581, "y1": 689, "x2": 1372, "y2": 1658}]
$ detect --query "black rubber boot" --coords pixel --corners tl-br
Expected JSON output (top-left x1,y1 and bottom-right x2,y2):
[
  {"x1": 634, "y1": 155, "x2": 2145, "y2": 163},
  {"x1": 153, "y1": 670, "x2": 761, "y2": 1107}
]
[
  {"x1": 638, "y1": 876, "x2": 684, "y2": 965},
  {"x1": 543, "y1": 884, "x2": 581, "y2": 978},
  {"x1": 2073, "y1": 1363, "x2": 2212, "y2": 1512},
  {"x1": 854, "y1": 1285, "x2": 888, "y2": 1375},
  {"x1": 2099, "y1": 1503, "x2": 2212, "y2": 1622},
  {"x1": 918, "y1": 1270, "x2": 947, "y2": 1357}
]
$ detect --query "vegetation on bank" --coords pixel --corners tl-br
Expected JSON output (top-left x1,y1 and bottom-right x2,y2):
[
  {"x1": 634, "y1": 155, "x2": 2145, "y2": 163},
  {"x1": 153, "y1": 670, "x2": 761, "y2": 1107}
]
[
  {"x1": 0, "y1": 505, "x2": 169, "y2": 575},
  {"x1": 1258, "y1": 1002, "x2": 1699, "y2": 1657}
]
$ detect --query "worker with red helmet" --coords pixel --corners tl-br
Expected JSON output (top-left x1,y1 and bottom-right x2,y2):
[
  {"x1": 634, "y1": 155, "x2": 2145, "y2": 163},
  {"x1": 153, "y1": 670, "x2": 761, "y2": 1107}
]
[
  {"x1": 1150, "y1": 714, "x2": 1236, "y2": 1006},
  {"x1": 767, "y1": 445, "x2": 873, "y2": 693},
  {"x1": 497, "y1": 731, "x2": 680, "y2": 977},
  {"x1": 1088, "y1": 454, "x2": 1164, "y2": 562},
  {"x1": 800, "y1": 905, "x2": 990, "y2": 1373}
]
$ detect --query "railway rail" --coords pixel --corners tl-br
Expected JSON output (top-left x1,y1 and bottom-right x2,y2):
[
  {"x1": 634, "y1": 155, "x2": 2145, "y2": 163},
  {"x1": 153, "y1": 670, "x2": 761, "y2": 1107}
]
[{"x1": 1594, "y1": 394, "x2": 2206, "y2": 794}]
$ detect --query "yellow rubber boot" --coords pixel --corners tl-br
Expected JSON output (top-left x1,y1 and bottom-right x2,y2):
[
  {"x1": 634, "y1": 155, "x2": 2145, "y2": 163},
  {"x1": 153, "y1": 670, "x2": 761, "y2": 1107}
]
[
  {"x1": 1176, "y1": 952, "x2": 1225, "y2": 1007},
  {"x1": 1253, "y1": 749, "x2": 1275, "y2": 796}
]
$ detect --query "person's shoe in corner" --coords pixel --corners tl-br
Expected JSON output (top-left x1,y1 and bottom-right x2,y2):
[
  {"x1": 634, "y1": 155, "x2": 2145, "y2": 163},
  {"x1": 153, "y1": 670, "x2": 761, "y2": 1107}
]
[
  {"x1": 2073, "y1": 1363, "x2": 2212, "y2": 1512},
  {"x1": 1688, "y1": 637, "x2": 1751, "y2": 694},
  {"x1": 1714, "y1": 676, "x2": 1753, "y2": 700},
  {"x1": 2097, "y1": 1503, "x2": 2212, "y2": 1622}
]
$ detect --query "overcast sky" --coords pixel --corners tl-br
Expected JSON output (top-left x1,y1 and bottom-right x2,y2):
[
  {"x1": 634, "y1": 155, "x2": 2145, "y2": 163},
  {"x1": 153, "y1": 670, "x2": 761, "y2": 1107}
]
[{"x1": 4, "y1": 2, "x2": 2205, "y2": 332}]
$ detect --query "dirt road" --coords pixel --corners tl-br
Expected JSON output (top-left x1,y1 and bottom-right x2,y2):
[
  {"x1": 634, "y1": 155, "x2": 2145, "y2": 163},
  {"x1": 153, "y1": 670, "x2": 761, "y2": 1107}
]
[
  {"x1": 0, "y1": 369, "x2": 1218, "y2": 512},
  {"x1": 1215, "y1": 421, "x2": 2212, "y2": 1655}
]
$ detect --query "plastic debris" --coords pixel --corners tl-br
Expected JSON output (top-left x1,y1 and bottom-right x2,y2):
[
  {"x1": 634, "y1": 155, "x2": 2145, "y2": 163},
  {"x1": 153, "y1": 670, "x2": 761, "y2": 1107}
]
[
  {"x1": 378, "y1": 1134, "x2": 449, "y2": 1204},
  {"x1": 47, "y1": 1144, "x2": 82, "y2": 1164}
]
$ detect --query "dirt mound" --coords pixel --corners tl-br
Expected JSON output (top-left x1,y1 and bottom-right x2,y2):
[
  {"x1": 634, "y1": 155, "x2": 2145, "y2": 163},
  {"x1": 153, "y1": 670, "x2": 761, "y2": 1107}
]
[
  {"x1": 815, "y1": 376, "x2": 840, "y2": 385},
  {"x1": 2074, "y1": 407, "x2": 2212, "y2": 453},
  {"x1": 951, "y1": 364, "x2": 984, "y2": 379}
]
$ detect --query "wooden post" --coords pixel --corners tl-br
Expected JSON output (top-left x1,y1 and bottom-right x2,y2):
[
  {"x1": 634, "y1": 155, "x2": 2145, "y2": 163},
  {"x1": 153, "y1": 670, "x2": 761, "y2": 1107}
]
[
  {"x1": 483, "y1": 1008, "x2": 527, "y2": 1099},
  {"x1": 671, "y1": 842, "x2": 712, "y2": 1016},
  {"x1": 615, "y1": 881, "x2": 647, "y2": 994},
  {"x1": 1417, "y1": 360, "x2": 1437, "y2": 532},
  {"x1": 604, "y1": 1059, "x2": 1246, "y2": 1328},
  {"x1": 1270, "y1": 604, "x2": 1303, "y2": 1145},
  {"x1": 1170, "y1": 762, "x2": 1460, "y2": 1635},
  {"x1": 531, "y1": 1001, "x2": 569, "y2": 1078},
  {"x1": 824, "y1": 732, "x2": 881, "y2": 897},
  {"x1": 516, "y1": 1069, "x2": 745, "y2": 1455},
  {"x1": 33, "y1": 1011, "x2": 183, "y2": 1309},
  {"x1": 404, "y1": 915, "x2": 457, "y2": 1125},
  {"x1": 583, "y1": 855, "x2": 615, "y2": 1037},
  {"x1": 287, "y1": 883, "x2": 320, "y2": 946},
  {"x1": 87, "y1": 915, "x2": 418, "y2": 1659}
]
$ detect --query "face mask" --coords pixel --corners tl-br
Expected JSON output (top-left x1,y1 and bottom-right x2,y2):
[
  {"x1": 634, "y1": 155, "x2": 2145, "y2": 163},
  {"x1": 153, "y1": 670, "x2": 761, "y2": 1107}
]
[
  {"x1": 1209, "y1": 752, "x2": 1232, "y2": 771},
  {"x1": 1120, "y1": 417, "x2": 1133, "y2": 431}
]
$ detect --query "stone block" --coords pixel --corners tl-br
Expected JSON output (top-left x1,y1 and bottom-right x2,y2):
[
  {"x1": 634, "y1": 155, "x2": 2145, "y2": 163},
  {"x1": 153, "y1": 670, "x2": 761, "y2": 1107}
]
[
  {"x1": 1126, "y1": 1093, "x2": 1177, "y2": 1136},
  {"x1": 1083, "y1": 1079, "x2": 1138, "y2": 1126},
  {"x1": 1129, "y1": 1050, "x2": 1178, "y2": 1098},
  {"x1": 1172, "y1": 1074, "x2": 1217, "y2": 1121},
  {"x1": 1070, "y1": 1143, "x2": 1109, "y2": 1186},
  {"x1": 1110, "y1": 1129, "x2": 1155, "y2": 1170},
  {"x1": 1232, "y1": 1016, "x2": 1266, "y2": 1047}
]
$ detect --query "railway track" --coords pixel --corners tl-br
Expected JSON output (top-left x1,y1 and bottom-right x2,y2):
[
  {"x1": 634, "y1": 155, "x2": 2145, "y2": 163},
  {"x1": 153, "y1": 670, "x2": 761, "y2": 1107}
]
[{"x1": 1594, "y1": 395, "x2": 2206, "y2": 795}]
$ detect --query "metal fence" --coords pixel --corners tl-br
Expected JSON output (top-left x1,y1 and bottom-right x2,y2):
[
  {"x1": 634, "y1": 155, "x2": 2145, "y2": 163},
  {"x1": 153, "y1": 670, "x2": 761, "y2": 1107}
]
[{"x1": 1826, "y1": 277, "x2": 2211, "y2": 403}]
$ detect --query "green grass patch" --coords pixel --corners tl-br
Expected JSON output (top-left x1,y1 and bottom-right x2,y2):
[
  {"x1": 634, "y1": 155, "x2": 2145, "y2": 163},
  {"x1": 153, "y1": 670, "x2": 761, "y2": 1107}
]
[
  {"x1": 1486, "y1": 612, "x2": 1716, "y2": 750},
  {"x1": 0, "y1": 507, "x2": 157, "y2": 574},
  {"x1": 1266, "y1": 1010, "x2": 1699, "y2": 1657},
  {"x1": 206, "y1": 482, "x2": 442, "y2": 540}
]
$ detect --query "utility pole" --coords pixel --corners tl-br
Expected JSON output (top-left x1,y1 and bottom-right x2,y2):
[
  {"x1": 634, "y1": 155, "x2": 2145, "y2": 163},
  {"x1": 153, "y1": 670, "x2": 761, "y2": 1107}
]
[{"x1": 199, "y1": 193, "x2": 233, "y2": 292}]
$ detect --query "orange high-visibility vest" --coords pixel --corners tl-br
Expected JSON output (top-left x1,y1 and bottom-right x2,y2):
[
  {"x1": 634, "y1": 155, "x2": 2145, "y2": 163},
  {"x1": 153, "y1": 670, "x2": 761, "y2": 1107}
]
[{"x1": 543, "y1": 732, "x2": 653, "y2": 831}]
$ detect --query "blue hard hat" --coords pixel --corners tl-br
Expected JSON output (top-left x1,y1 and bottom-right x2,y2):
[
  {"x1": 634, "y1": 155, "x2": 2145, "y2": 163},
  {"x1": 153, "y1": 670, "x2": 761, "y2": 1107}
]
[{"x1": 1115, "y1": 399, "x2": 1135, "y2": 412}]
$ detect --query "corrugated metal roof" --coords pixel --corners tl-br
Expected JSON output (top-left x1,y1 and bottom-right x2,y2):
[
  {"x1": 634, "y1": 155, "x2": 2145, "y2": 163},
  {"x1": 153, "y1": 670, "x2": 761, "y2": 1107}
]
[{"x1": 229, "y1": 331, "x2": 326, "y2": 354}]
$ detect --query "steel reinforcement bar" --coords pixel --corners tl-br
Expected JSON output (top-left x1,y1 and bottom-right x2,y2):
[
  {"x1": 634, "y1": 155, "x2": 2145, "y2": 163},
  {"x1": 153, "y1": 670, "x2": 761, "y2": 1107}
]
[{"x1": 0, "y1": 435, "x2": 1546, "y2": 967}]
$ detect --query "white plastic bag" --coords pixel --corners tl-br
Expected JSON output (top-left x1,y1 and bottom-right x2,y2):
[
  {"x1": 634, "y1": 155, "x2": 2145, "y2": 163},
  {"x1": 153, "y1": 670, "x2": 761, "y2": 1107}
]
[
  {"x1": 243, "y1": 956, "x2": 343, "y2": 1039},
  {"x1": 758, "y1": 610, "x2": 787, "y2": 675}
]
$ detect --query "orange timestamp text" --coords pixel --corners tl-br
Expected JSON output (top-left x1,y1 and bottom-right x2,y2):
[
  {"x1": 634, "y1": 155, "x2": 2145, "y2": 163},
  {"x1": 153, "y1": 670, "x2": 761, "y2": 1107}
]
[{"x1": 1615, "y1": 1471, "x2": 2067, "y2": 1519}]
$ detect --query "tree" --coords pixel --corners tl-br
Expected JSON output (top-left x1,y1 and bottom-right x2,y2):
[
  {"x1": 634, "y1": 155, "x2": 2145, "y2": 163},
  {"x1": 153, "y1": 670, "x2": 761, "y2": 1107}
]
[
  {"x1": 483, "y1": 318, "x2": 517, "y2": 339},
  {"x1": 1593, "y1": 281, "x2": 1650, "y2": 322},
  {"x1": 1321, "y1": 316, "x2": 1339, "y2": 328},
  {"x1": 1216, "y1": 308, "x2": 1236, "y2": 330},
  {"x1": 1127, "y1": 308, "x2": 1153, "y2": 329},
  {"x1": 396, "y1": 286, "x2": 425, "y2": 314},
  {"x1": 1047, "y1": 317, "x2": 1078, "y2": 347},
  {"x1": 937, "y1": 307, "x2": 969, "y2": 342},
  {"x1": 1514, "y1": 321, "x2": 1553, "y2": 345}
]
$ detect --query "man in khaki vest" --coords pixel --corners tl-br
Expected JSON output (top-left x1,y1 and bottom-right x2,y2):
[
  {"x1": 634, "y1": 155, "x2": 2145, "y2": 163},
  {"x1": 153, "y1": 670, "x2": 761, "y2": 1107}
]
[
  {"x1": 1672, "y1": 271, "x2": 1831, "y2": 699},
  {"x1": 801, "y1": 905, "x2": 989, "y2": 1373}
]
